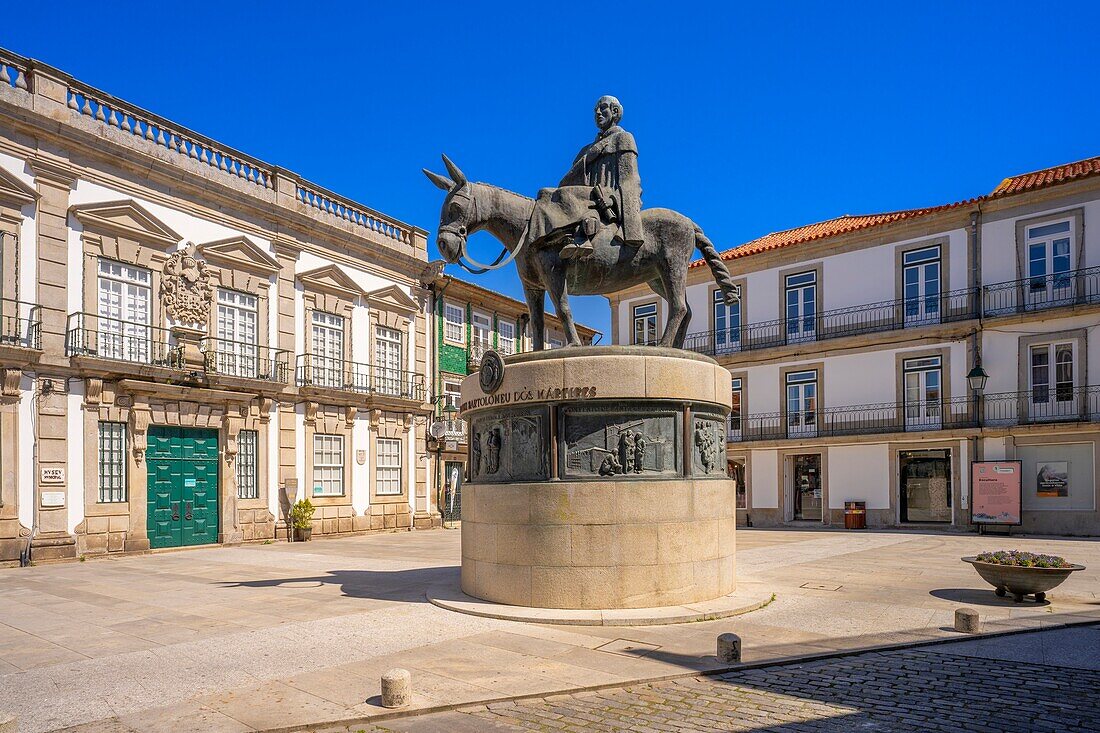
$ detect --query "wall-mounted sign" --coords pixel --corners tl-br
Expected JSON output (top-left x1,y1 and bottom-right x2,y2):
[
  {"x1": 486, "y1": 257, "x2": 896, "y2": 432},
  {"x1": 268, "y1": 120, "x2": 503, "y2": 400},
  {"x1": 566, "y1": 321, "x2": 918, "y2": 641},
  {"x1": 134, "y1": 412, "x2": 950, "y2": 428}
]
[
  {"x1": 184, "y1": 477, "x2": 197, "y2": 489},
  {"x1": 41, "y1": 491, "x2": 66, "y2": 507},
  {"x1": 356, "y1": 450, "x2": 367, "y2": 466},
  {"x1": 1036, "y1": 461, "x2": 1069, "y2": 498},
  {"x1": 970, "y1": 461, "x2": 1022, "y2": 525},
  {"x1": 445, "y1": 440, "x2": 458, "y2": 452},
  {"x1": 40, "y1": 468, "x2": 65, "y2": 484}
]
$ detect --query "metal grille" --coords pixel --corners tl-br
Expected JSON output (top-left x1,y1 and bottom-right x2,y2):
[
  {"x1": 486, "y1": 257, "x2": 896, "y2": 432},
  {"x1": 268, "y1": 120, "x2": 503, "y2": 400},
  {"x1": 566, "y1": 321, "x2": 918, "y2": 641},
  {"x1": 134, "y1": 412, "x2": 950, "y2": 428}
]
[
  {"x1": 98, "y1": 422, "x2": 127, "y2": 503},
  {"x1": 236, "y1": 430, "x2": 258, "y2": 499}
]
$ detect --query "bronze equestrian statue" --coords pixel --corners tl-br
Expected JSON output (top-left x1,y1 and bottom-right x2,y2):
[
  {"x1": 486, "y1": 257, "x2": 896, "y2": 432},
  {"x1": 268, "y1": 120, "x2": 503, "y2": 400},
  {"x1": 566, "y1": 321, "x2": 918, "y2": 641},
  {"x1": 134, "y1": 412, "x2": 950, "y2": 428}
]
[{"x1": 424, "y1": 95, "x2": 739, "y2": 350}]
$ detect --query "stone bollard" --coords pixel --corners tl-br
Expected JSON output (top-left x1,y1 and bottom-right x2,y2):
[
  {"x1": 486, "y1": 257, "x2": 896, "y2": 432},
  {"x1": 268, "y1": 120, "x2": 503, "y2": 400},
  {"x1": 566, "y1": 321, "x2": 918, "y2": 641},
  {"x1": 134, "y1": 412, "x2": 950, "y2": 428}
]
[
  {"x1": 381, "y1": 668, "x2": 411, "y2": 708},
  {"x1": 717, "y1": 633, "x2": 742, "y2": 663},
  {"x1": 954, "y1": 607, "x2": 980, "y2": 634},
  {"x1": 0, "y1": 713, "x2": 16, "y2": 733}
]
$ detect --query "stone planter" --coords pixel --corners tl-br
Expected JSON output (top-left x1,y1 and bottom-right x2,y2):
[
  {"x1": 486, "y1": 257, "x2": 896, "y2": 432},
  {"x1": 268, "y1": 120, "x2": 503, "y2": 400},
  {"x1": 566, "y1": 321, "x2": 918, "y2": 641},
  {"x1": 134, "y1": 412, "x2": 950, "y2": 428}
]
[
  {"x1": 294, "y1": 526, "x2": 312, "y2": 542},
  {"x1": 962, "y1": 556, "x2": 1084, "y2": 602}
]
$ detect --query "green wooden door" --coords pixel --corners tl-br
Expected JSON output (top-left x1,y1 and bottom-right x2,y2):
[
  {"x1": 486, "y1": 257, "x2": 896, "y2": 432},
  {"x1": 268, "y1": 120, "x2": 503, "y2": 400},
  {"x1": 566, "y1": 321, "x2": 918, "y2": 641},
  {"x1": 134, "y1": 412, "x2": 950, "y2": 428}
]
[{"x1": 147, "y1": 427, "x2": 220, "y2": 548}]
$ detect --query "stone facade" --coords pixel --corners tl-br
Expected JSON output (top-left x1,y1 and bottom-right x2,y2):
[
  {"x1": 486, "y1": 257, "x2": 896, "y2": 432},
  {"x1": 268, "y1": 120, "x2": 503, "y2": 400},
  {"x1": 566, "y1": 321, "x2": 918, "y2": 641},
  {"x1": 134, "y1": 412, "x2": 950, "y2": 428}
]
[{"x1": 0, "y1": 50, "x2": 437, "y2": 563}]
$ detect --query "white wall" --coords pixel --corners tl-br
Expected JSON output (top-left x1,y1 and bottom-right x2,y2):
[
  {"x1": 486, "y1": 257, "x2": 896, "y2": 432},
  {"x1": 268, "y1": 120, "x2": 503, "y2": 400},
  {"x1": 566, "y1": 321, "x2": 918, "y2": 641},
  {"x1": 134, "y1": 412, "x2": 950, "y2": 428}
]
[
  {"x1": 828, "y1": 444, "x2": 890, "y2": 509},
  {"x1": 749, "y1": 449, "x2": 778, "y2": 508}
]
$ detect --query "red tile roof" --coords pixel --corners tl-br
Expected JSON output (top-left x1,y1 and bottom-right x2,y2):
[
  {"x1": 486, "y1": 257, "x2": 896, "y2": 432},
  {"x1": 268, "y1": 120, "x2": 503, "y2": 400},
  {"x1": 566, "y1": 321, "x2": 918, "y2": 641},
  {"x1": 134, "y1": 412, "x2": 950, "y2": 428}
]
[
  {"x1": 990, "y1": 155, "x2": 1100, "y2": 198},
  {"x1": 692, "y1": 154, "x2": 1100, "y2": 268}
]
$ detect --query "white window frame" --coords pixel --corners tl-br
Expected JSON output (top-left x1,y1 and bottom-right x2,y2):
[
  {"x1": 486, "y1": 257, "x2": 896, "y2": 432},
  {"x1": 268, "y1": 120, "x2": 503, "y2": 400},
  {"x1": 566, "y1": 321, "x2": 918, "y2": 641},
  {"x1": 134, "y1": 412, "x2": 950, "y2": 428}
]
[
  {"x1": 1025, "y1": 219, "x2": 1074, "y2": 307},
  {"x1": 374, "y1": 325, "x2": 403, "y2": 396},
  {"x1": 312, "y1": 434, "x2": 345, "y2": 496},
  {"x1": 785, "y1": 271, "x2": 817, "y2": 343},
  {"x1": 216, "y1": 288, "x2": 259, "y2": 378},
  {"x1": 443, "y1": 380, "x2": 462, "y2": 410},
  {"x1": 902, "y1": 246, "x2": 941, "y2": 325},
  {"x1": 498, "y1": 320, "x2": 516, "y2": 355},
  {"x1": 376, "y1": 438, "x2": 403, "y2": 496},
  {"x1": 1029, "y1": 342, "x2": 1077, "y2": 420},
  {"x1": 785, "y1": 370, "x2": 818, "y2": 437},
  {"x1": 713, "y1": 289, "x2": 741, "y2": 353},
  {"x1": 632, "y1": 302, "x2": 658, "y2": 346},
  {"x1": 97, "y1": 258, "x2": 152, "y2": 362},
  {"x1": 728, "y1": 377, "x2": 742, "y2": 441},
  {"x1": 311, "y1": 311, "x2": 345, "y2": 388},
  {"x1": 903, "y1": 356, "x2": 942, "y2": 430},
  {"x1": 443, "y1": 302, "x2": 466, "y2": 344}
]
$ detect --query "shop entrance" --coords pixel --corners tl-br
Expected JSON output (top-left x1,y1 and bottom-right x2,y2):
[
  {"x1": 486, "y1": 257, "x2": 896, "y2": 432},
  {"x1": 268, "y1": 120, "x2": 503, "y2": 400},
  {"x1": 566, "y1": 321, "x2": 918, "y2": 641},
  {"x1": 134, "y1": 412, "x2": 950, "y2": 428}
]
[
  {"x1": 146, "y1": 426, "x2": 220, "y2": 548},
  {"x1": 442, "y1": 460, "x2": 463, "y2": 523},
  {"x1": 789, "y1": 453, "x2": 822, "y2": 521},
  {"x1": 899, "y1": 449, "x2": 952, "y2": 523}
]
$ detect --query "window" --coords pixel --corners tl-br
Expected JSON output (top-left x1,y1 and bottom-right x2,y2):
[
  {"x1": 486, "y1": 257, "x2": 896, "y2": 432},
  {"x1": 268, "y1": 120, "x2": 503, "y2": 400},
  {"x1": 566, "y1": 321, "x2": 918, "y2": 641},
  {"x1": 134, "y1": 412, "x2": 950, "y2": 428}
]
[
  {"x1": 444, "y1": 302, "x2": 465, "y2": 343},
  {"x1": 633, "y1": 303, "x2": 657, "y2": 345},
  {"x1": 312, "y1": 434, "x2": 344, "y2": 496},
  {"x1": 97, "y1": 259, "x2": 152, "y2": 362},
  {"x1": 498, "y1": 320, "x2": 516, "y2": 355},
  {"x1": 785, "y1": 370, "x2": 818, "y2": 437},
  {"x1": 714, "y1": 289, "x2": 741, "y2": 353},
  {"x1": 236, "y1": 430, "x2": 258, "y2": 499},
  {"x1": 216, "y1": 289, "x2": 259, "y2": 377},
  {"x1": 547, "y1": 335, "x2": 564, "y2": 349},
  {"x1": 374, "y1": 325, "x2": 403, "y2": 396},
  {"x1": 311, "y1": 311, "x2": 344, "y2": 388},
  {"x1": 443, "y1": 380, "x2": 462, "y2": 410},
  {"x1": 1026, "y1": 219, "x2": 1073, "y2": 306},
  {"x1": 1030, "y1": 342, "x2": 1076, "y2": 419},
  {"x1": 376, "y1": 438, "x2": 403, "y2": 496},
  {"x1": 903, "y1": 356, "x2": 942, "y2": 430},
  {"x1": 472, "y1": 312, "x2": 492, "y2": 348},
  {"x1": 785, "y1": 271, "x2": 816, "y2": 343},
  {"x1": 97, "y1": 422, "x2": 127, "y2": 503},
  {"x1": 728, "y1": 377, "x2": 742, "y2": 440},
  {"x1": 902, "y1": 246, "x2": 941, "y2": 324}
]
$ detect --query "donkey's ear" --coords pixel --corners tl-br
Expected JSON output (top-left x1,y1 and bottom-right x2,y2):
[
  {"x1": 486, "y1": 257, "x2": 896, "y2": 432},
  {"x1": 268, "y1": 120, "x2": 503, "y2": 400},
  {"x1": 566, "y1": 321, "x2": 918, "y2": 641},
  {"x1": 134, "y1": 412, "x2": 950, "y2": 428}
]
[
  {"x1": 441, "y1": 154, "x2": 467, "y2": 186},
  {"x1": 422, "y1": 168, "x2": 455, "y2": 191}
]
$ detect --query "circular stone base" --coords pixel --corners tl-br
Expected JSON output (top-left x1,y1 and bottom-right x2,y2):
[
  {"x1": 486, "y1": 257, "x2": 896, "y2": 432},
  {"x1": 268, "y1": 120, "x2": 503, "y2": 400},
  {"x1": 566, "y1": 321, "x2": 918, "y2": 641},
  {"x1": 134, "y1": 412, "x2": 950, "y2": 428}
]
[{"x1": 427, "y1": 575, "x2": 774, "y2": 627}]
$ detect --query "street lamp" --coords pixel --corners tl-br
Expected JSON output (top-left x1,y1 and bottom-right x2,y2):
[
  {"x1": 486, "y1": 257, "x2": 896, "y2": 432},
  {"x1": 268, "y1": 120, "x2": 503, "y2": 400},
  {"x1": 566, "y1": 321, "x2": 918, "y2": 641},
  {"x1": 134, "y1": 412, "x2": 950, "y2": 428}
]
[{"x1": 967, "y1": 357, "x2": 989, "y2": 427}]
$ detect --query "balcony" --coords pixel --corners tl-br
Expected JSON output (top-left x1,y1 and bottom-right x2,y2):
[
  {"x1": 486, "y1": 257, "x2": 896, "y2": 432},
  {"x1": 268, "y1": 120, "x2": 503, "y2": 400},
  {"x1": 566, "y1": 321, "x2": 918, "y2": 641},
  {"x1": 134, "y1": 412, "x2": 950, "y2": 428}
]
[
  {"x1": 296, "y1": 354, "x2": 425, "y2": 402},
  {"x1": 65, "y1": 312, "x2": 183, "y2": 369},
  {"x1": 0, "y1": 298, "x2": 41, "y2": 351},
  {"x1": 983, "y1": 265, "x2": 1100, "y2": 316},
  {"x1": 684, "y1": 287, "x2": 978, "y2": 357},
  {"x1": 727, "y1": 386, "x2": 1100, "y2": 444},
  {"x1": 468, "y1": 341, "x2": 492, "y2": 369},
  {"x1": 201, "y1": 337, "x2": 290, "y2": 385}
]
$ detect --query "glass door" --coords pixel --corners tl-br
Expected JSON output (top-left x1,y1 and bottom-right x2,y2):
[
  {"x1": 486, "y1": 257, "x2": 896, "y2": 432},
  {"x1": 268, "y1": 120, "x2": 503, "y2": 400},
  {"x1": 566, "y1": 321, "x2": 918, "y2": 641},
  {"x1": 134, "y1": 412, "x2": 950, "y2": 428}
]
[
  {"x1": 785, "y1": 370, "x2": 818, "y2": 438},
  {"x1": 790, "y1": 454, "x2": 822, "y2": 521},
  {"x1": 216, "y1": 289, "x2": 258, "y2": 377},
  {"x1": 903, "y1": 246, "x2": 941, "y2": 325},
  {"x1": 1026, "y1": 220, "x2": 1073, "y2": 309},
  {"x1": 97, "y1": 259, "x2": 152, "y2": 362},
  {"x1": 374, "y1": 326, "x2": 403, "y2": 396},
  {"x1": 310, "y1": 311, "x2": 344, "y2": 388},
  {"x1": 899, "y1": 449, "x2": 952, "y2": 523},
  {"x1": 904, "y1": 356, "x2": 942, "y2": 430},
  {"x1": 714, "y1": 289, "x2": 741, "y2": 354},
  {"x1": 1029, "y1": 343, "x2": 1077, "y2": 420},
  {"x1": 785, "y1": 271, "x2": 816, "y2": 343}
]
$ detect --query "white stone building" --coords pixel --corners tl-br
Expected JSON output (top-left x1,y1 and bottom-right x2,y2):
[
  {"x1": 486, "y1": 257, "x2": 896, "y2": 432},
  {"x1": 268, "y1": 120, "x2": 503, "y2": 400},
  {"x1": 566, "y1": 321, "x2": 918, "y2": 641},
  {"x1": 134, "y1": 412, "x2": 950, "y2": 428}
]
[
  {"x1": 0, "y1": 49, "x2": 439, "y2": 563},
  {"x1": 608, "y1": 155, "x2": 1100, "y2": 535}
]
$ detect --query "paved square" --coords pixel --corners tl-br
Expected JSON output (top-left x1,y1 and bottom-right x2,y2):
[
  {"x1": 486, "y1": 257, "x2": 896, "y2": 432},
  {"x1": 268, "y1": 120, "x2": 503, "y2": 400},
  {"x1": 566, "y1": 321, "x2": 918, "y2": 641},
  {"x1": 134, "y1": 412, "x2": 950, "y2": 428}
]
[{"x1": 1, "y1": 528, "x2": 1097, "y2": 732}]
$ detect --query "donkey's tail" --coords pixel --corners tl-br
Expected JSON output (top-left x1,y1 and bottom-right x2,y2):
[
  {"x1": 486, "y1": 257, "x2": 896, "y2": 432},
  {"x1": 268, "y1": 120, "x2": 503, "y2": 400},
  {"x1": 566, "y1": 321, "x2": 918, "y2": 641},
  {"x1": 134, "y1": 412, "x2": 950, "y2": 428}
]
[{"x1": 694, "y1": 226, "x2": 740, "y2": 304}]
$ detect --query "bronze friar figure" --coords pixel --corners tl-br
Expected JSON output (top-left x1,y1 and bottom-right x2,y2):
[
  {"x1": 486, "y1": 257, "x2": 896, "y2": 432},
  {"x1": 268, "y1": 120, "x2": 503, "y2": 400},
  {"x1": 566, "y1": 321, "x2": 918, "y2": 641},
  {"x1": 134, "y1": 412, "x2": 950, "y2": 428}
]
[{"x1": 425, "y1": 96, "x2": 739, "y2": 349}]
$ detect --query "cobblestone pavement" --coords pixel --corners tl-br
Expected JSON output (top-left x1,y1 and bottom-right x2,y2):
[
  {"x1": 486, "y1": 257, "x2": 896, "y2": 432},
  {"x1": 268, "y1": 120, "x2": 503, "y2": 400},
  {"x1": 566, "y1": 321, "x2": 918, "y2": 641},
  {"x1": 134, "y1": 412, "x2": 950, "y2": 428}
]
[{"x1": 369, "y1": 628, "x2": 1100, "y2": 733}]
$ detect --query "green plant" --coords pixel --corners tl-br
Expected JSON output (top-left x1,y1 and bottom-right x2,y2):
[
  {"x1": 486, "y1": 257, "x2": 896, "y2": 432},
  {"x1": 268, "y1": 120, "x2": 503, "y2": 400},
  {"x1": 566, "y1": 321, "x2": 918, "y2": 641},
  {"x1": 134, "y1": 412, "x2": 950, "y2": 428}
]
[
  {"x1": 290, "y1": 499, "x2": 316, "y2": 530},
  {"x1": 976, "y1": 550, "x2": 1072, "y2": 568}
]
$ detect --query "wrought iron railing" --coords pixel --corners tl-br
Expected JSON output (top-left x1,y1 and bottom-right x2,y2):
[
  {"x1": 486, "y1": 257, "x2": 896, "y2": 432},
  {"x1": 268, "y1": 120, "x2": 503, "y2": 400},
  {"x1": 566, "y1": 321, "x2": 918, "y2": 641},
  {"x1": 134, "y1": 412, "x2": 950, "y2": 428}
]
[
  {"x1": 728, "y1": 387, "x2": 1100, "y2": 444},
  {"x1": 201, "y1": 337, "x2": 290, "y2": 383},
  {"x1": 0, "y1": 298, "x2": 41, "y2": 350},
  {"x1": 65, "y1": 312, "x2": 182, "y2": 367},
  {"x1": 296, "y1": 354, "x2": 425, "y2": 401},
  {"x1": 983, "y1": 265, "x2": 1100, "y2": 316},
  {"x1": 468, "y1": 340, "x2": 493, "y2": 368},
  {"x1": 684, "y1": 287, "x2": 978, "y2": 356}
]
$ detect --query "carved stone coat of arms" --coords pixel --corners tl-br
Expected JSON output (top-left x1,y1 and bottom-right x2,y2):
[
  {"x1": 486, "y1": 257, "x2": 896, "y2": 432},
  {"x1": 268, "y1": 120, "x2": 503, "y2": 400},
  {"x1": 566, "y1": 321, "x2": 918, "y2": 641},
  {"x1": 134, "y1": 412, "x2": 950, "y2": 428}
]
[{"x1": 161, "y1": 243, "x2": 213, "y2": 325}]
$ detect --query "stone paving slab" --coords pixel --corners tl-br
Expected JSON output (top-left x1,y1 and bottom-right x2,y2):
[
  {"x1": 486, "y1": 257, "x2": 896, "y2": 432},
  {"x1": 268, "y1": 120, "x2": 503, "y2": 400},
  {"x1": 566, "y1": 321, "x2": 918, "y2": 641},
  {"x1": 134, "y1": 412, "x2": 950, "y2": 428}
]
[{"x1": 2, "y1": 528, "x2": 1099, "y2": 732}]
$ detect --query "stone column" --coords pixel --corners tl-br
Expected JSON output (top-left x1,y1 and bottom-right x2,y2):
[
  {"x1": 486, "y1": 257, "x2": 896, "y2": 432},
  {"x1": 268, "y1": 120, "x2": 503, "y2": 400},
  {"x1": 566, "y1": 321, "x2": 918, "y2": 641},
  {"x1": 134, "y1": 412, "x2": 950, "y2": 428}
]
[
  {"x1": 220, "y1": 404, "x2": 244, "y2": 544},
  {"x1": 27, "y1": 158, "x2": 77, "y2": 560},
  {"x1": 125, "y1": 403, "x2": 152, "y2": 551},
  {"x1": 273, "y1": 241, "x2": 299, "y2": 531}
]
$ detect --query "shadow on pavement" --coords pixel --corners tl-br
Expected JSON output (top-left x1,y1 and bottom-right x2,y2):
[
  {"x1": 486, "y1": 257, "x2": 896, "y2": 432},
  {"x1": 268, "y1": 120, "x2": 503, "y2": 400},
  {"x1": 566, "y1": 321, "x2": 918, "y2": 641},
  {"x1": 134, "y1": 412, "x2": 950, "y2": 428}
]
[
  {"x1": 928, "y1": 587, "x2": 1051, "y2": 607},
  {"x1": 218, "y1": 566, "x2": 454, "y2": 602}
]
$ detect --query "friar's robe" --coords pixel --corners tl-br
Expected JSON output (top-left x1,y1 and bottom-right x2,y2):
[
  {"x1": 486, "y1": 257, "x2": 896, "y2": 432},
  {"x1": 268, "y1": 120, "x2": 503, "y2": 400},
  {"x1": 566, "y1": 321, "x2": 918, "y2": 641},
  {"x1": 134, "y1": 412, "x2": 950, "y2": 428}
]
[{"x1": 524, "y1": 125, "x2": 644, "y2": 248}]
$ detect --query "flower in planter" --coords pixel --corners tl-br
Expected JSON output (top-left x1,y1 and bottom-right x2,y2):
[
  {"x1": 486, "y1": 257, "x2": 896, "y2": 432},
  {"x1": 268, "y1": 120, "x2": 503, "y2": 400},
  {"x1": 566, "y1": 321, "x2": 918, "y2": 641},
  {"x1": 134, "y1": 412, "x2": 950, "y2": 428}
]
[{"x1": 976, "y1": 550, "x2": 1072, "y2": 569}]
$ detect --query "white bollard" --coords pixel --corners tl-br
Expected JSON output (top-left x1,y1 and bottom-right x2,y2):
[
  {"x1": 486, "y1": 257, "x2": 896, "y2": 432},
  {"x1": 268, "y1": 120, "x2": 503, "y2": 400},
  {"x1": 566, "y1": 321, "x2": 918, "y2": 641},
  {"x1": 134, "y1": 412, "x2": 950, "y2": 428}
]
[
  {"x1": 381, "y1": 668, "x2": 411, "y2": 708},
  {"x1": 954, "y1": 607, "x2": 980, "y2": 634},
  {"x1": 717, "y1": 632, "x2": 742, "y2": 663}
]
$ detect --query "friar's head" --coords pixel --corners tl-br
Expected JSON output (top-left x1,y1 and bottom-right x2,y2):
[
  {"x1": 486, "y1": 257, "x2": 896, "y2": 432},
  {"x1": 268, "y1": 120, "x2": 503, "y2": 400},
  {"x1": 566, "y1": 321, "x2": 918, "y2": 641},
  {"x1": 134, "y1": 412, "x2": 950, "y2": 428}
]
[{"x1": 594, "y1": 95, "x2": 623, "y2": 132}]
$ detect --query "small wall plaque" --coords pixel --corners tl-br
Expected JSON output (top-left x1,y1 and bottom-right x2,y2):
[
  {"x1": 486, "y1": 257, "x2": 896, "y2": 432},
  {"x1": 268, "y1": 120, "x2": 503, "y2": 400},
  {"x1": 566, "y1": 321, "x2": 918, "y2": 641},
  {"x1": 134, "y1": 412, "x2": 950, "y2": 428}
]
[
  {"x1": 41, "y1": 468, "x2": 65, "y2": 484},
  {"x1": 41, "y1": 491, "x2": 65, "y2": 507},
  {"x1": 356, "y1": 450, "x2": 367, "y2": 465}
]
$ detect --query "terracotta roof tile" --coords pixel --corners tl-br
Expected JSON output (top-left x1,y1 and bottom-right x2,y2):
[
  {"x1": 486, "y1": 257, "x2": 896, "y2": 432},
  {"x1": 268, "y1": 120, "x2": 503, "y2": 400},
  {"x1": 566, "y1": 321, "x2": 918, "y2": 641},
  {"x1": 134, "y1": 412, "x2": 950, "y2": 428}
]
[
  {"x1": 691, "y1": 154, "x2": 1099, "y2": 268},
  {"x1": 990, "y1": 155, "x2": 1100, "y2": 198}
]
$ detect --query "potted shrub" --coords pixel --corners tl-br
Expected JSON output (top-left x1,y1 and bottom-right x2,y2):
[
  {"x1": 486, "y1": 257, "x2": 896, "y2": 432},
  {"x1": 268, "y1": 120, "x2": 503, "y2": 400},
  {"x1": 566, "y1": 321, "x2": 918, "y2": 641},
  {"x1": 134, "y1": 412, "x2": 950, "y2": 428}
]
[
  {"x1": 963, "y1": 550, "x2": 1085, "y2": 602},
  {"x1": 290, "y1": 498, "x2": 316, "y2": 542}
]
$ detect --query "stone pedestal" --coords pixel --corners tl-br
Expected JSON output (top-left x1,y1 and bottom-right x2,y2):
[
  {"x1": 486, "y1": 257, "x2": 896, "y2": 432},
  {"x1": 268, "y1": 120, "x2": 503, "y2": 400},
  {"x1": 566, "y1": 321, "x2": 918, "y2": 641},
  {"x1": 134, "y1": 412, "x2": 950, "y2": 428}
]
[{"x1": 459, "y1": 346, "x2": 735, "y2": 610}]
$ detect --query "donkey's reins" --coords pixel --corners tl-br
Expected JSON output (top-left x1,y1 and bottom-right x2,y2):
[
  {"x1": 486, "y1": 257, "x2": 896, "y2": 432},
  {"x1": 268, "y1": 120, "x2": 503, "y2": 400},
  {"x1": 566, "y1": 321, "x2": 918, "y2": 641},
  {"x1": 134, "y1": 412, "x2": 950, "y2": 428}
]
[{"x1": 444, "y1": 186, "x2": 526, "y2": 274}]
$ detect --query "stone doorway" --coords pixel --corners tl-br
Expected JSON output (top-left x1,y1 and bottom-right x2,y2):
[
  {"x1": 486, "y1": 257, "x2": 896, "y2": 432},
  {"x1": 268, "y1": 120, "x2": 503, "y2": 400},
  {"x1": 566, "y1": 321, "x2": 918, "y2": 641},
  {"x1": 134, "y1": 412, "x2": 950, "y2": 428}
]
[{"x1": 146, "y1": 426, "x2": 220, "y2": 548}]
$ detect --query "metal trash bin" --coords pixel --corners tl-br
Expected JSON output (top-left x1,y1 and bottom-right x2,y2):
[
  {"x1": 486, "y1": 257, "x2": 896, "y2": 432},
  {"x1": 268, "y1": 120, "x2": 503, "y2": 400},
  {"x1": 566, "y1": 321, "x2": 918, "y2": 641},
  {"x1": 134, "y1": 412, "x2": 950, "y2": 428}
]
[{"x1": 844, "y1": 501, "x2": 866, "y2": 530}]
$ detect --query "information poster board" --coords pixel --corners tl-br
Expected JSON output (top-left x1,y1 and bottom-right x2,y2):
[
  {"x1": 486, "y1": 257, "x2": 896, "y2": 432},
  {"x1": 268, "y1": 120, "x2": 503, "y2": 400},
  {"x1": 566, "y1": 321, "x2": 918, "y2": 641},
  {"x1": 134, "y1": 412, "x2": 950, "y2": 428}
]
[{"x1": 970, "y1": 461, "x2": 1022, "y2": 525}]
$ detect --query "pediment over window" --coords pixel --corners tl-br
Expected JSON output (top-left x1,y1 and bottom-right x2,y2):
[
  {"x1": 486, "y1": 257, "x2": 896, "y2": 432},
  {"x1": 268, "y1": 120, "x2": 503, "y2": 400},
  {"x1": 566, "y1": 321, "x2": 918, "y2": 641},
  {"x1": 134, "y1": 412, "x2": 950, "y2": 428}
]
[
  {"x1": 199, "y1": 235, "x2": 279, "y2": 276},
  {"x1": 296, "y1": 264, "x2": 365, "y2": 300},
  {"x1": 0, "y1": 167, "x2": 37, "y2": 209},
  {"x1": 70, "y1": 199, "x2": 182, "y2": 249},
  {"x1": 365, "y1": 284, "x2": 419, "y2": 314}
]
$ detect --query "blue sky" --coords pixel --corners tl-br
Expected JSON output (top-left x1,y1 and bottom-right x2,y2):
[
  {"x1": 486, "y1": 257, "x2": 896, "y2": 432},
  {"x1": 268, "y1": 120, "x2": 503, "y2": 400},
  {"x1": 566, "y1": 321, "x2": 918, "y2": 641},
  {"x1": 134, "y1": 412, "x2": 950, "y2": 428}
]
[{"x1": 8, "y1": 1, "x2": 1099, "y2": 338}]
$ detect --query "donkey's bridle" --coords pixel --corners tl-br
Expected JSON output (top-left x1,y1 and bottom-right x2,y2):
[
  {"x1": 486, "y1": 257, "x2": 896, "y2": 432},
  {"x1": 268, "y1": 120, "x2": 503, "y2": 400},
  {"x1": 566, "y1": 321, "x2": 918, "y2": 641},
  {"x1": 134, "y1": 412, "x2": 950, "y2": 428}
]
[{"x1": 441, "y1": 186, "x2": 524, "y2": 275}]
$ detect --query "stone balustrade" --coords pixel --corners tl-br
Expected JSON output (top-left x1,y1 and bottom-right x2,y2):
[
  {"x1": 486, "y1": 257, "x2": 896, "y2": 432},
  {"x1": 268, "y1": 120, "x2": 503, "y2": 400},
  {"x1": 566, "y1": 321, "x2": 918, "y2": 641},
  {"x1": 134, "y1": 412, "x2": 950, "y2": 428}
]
[
  {"x1": 0, "y1": 51, "x2": 28, "y2": 91},
  {"x1": 297, "y1": 182, "x2": 412, "y2": 244}
]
